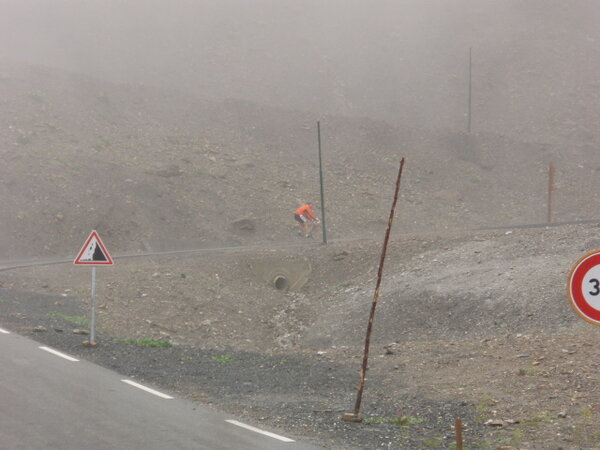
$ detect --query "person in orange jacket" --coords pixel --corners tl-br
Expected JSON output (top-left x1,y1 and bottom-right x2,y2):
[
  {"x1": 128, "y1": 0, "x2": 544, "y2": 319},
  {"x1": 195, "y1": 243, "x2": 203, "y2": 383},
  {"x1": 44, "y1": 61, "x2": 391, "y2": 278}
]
[{"x1": 294, "y1": 203, "x2": 319, "y2": 237}]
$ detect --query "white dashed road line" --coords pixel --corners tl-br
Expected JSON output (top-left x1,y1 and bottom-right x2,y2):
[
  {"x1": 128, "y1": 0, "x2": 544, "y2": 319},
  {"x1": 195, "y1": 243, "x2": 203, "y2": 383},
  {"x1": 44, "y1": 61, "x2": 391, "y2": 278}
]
[
  {"x1": 226, "y1": 419, "x2": 295, "y2": 443},
  {"x1": 0, "y1": 327, "x2": 10, "y2": 334},
  {"x1": 121, "y1": 379, "x2": 174, "y2": 399},
  {"x1": 39, "y1": 346, "x2": 79, "y2": 362}
]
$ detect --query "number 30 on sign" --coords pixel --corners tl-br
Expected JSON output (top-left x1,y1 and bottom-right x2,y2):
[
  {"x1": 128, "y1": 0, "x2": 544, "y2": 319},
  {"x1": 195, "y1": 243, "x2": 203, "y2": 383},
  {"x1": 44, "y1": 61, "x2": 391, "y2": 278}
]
[{"x1": 568, "y1": 250, "x2": 600, "y2": 326}]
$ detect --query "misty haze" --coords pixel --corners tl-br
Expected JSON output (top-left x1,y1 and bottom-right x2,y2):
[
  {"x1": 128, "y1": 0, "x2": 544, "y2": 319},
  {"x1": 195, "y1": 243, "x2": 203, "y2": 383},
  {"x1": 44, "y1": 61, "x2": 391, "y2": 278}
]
[{"x1": 1, "y1": 1, "x2": 600, "y2": 449}]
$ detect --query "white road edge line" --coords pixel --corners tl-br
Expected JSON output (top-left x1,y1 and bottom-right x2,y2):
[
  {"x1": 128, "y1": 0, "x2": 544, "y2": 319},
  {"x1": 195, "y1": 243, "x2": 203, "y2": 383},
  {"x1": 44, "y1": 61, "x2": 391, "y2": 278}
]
[
  {"x1": 121, "y1": 379, "x2": 174, "y2": 399},
  {"x1": 0, "y1": 328, "x2": 10, "y2": 334},
  {"x1": 39, "y1": 346, "x2": 79, "y2": 362},
  {"x1": 226, "y1": 419, "x2": 295, "y2": 443}
]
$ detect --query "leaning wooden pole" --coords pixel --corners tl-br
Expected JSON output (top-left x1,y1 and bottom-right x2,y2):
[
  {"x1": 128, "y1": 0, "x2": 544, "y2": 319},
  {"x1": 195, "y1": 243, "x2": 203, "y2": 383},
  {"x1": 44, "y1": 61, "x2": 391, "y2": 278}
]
[{"x1": 345, "y1": 157, "x2": 405, "y2": 421}]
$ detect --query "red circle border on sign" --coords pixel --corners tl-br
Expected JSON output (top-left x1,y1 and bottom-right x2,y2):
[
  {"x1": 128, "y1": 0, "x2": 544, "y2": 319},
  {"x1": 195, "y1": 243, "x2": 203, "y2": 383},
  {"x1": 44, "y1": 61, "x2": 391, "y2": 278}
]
[{"x1": 568, "y1": 250, "x2": 600, "y2": 325}]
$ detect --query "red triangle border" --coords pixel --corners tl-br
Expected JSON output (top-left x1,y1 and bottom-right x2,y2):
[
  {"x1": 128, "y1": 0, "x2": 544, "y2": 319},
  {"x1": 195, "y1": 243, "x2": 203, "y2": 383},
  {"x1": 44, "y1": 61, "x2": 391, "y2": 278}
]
[{"x1": 74, "y1": 230, "x2": 114, "y2": 265}]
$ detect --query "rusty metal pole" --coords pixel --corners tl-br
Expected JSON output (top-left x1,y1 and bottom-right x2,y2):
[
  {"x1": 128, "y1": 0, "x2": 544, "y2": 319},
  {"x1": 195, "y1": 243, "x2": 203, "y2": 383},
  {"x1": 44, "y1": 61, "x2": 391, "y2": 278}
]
[
  {"x1": 343, "y1": 158, "x2": 405, "y2": 422},
  {"x1": 455, "y1": 419, "x2": 464, "y2": 450},
  {"x1": 547, "y1": 162, "x2": 555, "y2": 223}
]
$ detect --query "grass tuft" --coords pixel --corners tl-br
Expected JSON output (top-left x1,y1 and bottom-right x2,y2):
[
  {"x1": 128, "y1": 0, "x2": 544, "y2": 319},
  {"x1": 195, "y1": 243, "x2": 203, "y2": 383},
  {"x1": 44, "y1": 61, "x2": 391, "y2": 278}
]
[
  {"x1": 213, "y1": 354, "x2": 233, "y2": 363},
  {"x1": 365, "y1": 413, "x2": 424, "y2": 428},
  {"x1": 49, "y1": 312, "x2": 89, "y2": 327},
  {"x1": 120, "y1": 338, "x2": 173, "y2": 348}
]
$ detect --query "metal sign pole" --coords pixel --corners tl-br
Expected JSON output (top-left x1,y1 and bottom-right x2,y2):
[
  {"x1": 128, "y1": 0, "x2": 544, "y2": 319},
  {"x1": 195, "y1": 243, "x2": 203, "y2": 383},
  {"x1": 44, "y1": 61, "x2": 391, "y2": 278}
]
[
  {"x1": 90, "y1": 266, "x2": 97, "y2": 344},
  {"x1": 74, "y1": 230, "x2": 113, "y2": 346}
]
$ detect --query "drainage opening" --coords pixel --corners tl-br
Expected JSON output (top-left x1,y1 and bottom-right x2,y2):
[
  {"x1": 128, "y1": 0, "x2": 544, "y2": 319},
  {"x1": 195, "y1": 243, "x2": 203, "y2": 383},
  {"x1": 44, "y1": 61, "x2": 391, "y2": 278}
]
[{"x1": 273, "y1": 276, "x2": 290, "y2": 291}]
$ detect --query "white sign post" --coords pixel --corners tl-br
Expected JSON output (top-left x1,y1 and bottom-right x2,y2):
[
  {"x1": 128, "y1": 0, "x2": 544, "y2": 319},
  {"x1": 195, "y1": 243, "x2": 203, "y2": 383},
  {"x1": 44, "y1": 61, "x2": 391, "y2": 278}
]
[
  {"x1": 74, "y1": 230, "x2": 113, "y2": 345},
  {"x1": 568, "y1": 249, "x2": 600, "y2": 326}
]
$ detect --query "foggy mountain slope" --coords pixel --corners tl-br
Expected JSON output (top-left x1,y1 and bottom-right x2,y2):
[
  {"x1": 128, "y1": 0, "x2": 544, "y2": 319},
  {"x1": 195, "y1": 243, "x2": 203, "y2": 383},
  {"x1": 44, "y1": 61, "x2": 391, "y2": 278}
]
[
  {"x1": 1, "y1": 60, "x2": 599, "y2": 260},
  {"x1": 1, "y1": 1, "x2": 598, "y2": 146}
]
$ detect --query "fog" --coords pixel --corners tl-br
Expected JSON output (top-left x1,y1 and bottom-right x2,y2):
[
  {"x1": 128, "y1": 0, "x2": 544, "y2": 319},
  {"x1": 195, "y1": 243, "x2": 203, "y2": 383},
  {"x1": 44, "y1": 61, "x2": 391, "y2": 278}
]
[
  {"x1": 2, "y1": 0, "x2": 600, "y2": 261},
  {"x1": 2, "y1": 0, "x2": 599, "y2": 143}
]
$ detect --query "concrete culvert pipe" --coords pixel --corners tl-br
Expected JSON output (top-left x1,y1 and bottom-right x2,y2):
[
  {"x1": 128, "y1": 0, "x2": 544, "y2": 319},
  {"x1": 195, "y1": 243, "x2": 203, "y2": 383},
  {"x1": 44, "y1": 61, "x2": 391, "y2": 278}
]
[
  {"x1": 252, "y1": 258, "x2": 311, "y2": 291},
  {"x1": 273, "y1": 275, "x2": 290, "y2": 291}
]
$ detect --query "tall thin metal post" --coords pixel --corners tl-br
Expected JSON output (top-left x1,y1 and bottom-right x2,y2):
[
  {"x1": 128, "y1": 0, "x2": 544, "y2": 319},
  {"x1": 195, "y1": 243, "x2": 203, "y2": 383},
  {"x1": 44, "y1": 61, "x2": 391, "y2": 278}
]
[
  {"x1": 547, "y1": 162, "x2": 556, "y2": 223},
  {"x1": 352, "y1": 158, "x2": 405, "y2": 418},
  {"x1": 90, "y1": 266, "x2": 97, "y2": 343},
  {"x1": 468, "y1": 47, "x2": 472, "y2": 133},
  {"x1": 317, "y1": 121, "x2": 327, "y2": 244}
]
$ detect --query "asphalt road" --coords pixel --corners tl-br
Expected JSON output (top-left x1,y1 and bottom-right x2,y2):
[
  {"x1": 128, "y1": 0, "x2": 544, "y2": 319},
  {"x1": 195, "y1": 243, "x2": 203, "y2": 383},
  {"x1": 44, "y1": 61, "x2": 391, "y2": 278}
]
[{"x1": 0, "y1": 328, "x2": 321, "y2": 450}]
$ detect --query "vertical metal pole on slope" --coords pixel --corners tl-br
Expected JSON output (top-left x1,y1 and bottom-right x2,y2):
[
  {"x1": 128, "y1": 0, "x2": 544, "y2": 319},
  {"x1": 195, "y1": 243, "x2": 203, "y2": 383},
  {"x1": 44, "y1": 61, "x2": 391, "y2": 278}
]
[
  {"x1": 468, "y1": 47, "x2": 472, "y2": 133},
  {"x1": 547, "y1": 162, "x2": 556, "y2": 223},
  {"x1": 350, "y1": 157, "x2": 405, "y2": 419},
  {"x1": 90, "y1": 266, "x2": 97, "y2": 344},
  {"x1": 317, "y1": 121, "x2": 327, "y2": 244}
]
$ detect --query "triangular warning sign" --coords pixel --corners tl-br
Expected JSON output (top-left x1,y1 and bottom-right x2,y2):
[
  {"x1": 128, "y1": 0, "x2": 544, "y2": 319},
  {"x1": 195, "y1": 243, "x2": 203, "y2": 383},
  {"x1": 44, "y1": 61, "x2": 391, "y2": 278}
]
[{"x1": 74, "y1": 230, "x2": 114, "y2": 265}]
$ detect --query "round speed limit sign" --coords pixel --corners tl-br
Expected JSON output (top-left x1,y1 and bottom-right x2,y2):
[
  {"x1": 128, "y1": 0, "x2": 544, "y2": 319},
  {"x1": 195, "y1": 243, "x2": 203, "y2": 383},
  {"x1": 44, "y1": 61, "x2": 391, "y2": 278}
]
[{"x1": 568, "y1": 250, "x2": 600, "y2": 326}]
